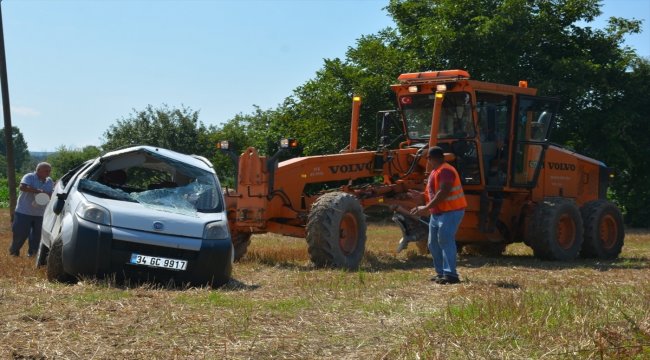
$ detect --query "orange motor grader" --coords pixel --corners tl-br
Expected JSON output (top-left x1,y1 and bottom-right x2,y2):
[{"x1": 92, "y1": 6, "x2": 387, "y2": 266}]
[{"x1": 219, "y1": 69, "x2": 624, "y2": 269}]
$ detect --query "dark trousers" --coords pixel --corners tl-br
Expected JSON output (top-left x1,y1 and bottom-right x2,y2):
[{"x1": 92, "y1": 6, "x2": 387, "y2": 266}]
[{"x1": 10, "y1": 212, "x2": 43, "y2": 256}]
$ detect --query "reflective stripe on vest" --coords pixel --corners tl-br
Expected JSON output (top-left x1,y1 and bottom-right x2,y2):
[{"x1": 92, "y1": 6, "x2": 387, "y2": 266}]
[{"x1": 429, "y1": 162, "x2": 467, "y2": 212}]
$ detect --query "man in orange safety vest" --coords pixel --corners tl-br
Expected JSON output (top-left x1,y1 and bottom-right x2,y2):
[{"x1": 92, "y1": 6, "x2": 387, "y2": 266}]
[{"x1": 411, "y1": 146, "x2": 467, "y2": 284}]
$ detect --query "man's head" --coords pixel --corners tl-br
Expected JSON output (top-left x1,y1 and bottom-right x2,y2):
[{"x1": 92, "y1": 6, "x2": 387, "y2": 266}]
[
  {"x1": 35, "y1": 162, "x2": 52, "y2": 180},
  {"x1": 427, "y1": 146, "x2": 445, "y2": 168}
]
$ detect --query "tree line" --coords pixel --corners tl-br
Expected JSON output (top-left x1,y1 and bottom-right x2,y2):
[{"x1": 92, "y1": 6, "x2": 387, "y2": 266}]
[{"x1": 3, "y1": 0, "x2": 648, "y2": 226}]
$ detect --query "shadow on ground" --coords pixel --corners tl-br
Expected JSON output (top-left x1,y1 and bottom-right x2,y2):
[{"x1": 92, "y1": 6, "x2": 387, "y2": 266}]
[
  {"x1": 238, "y1": 249, "x2": 649, "y2": 273},
  {"x1": 458, "y1": 253, "x2": 650, "y2": 271}
]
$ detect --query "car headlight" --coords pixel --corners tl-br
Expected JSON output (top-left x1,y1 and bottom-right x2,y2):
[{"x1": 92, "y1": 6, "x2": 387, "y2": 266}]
[
  {"x1": 203, "y1": 221, "x2": 230, "y2": 240},
  {"x1": 75, "y1": 202, "x2": 111, "y2": 226}
]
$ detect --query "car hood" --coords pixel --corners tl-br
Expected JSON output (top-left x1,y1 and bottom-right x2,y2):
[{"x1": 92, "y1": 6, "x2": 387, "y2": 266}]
[{"x1": 83, "y1": 194, "x2": 224, "y2": 238}]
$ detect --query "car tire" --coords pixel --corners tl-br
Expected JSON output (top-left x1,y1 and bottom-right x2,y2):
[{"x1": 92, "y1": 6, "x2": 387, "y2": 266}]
[
  {"x1": 46, "y1": 237, "x2": 74, "y2": 283},
  {"x1": 35, "y1": 242, "x2": 49, "y2": 268}
]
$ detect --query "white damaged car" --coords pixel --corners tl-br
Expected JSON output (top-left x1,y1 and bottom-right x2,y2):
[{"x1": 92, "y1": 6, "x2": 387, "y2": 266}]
[{"x1": 36, "y1": 146, "x2": 233, "y2": 287}]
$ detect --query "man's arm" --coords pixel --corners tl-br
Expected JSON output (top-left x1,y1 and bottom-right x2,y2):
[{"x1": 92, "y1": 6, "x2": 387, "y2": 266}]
[
  {"x1": 19, "y1": 183, "x2": 46, "y2": 194},
  {"x1": 410, "y1": 182, "x2": 452, "y2": 214}
]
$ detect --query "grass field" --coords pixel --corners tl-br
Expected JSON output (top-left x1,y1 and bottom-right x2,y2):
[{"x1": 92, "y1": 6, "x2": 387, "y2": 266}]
[{"x1": 0, "y1": 208, "x2": 648, "y2": 359}]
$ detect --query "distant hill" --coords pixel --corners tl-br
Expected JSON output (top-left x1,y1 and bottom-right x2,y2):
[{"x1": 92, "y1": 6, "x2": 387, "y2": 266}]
[{"x1": 30, "y1": 151, "x2": 54, "y2": 160}]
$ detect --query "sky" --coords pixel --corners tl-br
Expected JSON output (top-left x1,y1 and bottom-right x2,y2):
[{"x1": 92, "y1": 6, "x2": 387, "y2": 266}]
[{"x1": 1, "y1": 0, "x2": 649, "y2": 153}]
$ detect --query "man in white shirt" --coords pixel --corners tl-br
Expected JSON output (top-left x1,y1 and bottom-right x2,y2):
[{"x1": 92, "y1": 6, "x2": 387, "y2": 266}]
[{"x1": 9, "y1": 162, "x2": 54, "y2": 257}]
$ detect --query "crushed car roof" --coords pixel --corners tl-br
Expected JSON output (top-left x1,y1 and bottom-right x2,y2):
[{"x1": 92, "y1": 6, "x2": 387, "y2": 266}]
[{"x1": 100, "y1": 146, "x2": 213, "y2": 172}]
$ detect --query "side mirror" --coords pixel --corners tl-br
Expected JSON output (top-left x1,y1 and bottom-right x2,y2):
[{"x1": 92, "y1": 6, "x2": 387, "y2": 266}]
[
  {"x1": 52, "y1": 193, "x2": 67, "y2": 215},
  {"x1": 376, "y1": 110, "x2": 403, "y2": 149}
]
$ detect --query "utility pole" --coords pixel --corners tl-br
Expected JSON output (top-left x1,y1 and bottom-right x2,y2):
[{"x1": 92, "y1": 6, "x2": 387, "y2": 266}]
[{"x1": 0, "y1": 0, "x2": 17, "y2": 222}]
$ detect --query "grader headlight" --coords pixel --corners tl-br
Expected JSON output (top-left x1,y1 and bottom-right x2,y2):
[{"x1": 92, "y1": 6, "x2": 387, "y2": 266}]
[
  {"x1": 216, "y1": 140, "x2": 231, "y2": 150},
  {"x1": 280, "y1": 138, "x2": 298, "y2": 149}
]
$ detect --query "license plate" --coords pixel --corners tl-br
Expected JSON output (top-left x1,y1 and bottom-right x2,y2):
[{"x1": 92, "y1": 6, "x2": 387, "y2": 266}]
[{"x1": 130, "y1": 254, "x2": 187, "y2": 271}]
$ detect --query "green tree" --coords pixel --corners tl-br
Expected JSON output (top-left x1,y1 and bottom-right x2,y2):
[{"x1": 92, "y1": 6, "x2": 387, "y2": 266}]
[
  {"x1": 0, "y1": 126, "x2": 30, "y2": 175},
  {"x1": 102, "y1": 105, "x2": 213, "y2": 158},
  {"x1": 0, "y1": 154, "x2": 6, "y2": 179},
  {"x1": 206, "y1": 114, "x2": 252, "y2": 187},
  {"x1": 46, "y1": 145, "x2": 101, "y2": 180},
  {"x1": 588, "y1": 58, "x2": 650, "y2": 226}
]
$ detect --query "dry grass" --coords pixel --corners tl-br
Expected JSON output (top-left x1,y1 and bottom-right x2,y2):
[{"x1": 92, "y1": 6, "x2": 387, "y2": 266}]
[{"x1": 0, "y1": 208, "x2": 648, "y2": 359}]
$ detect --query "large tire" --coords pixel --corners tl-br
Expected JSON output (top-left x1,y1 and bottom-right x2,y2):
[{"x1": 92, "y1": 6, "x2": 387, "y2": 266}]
[
  {"x1": 306, "y1": 192, "x2": 367, "y2": 269},
  {"x1": 232, "y1": 232, "x2": 252, "y2": 262},
  {"x1": 529, "y1": 198, "x2": 584, "y2": 261},
  {"x1": 580, "y1": 200, "x2": 624, "y2": 259},
  {"x1": 35, "y1": 242, "x2": 49, "y2": 268},
  {"x1": 46, "y1": 237, "x2": 72, "y2": 282}
]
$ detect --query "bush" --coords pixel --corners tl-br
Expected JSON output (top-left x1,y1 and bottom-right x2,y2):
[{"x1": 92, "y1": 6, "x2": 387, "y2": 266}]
[{"x1": 0, "y1": 178, "x2": 9, "y2": 208}]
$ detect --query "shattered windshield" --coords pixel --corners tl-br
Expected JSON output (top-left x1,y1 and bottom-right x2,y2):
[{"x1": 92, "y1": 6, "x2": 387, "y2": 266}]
[
  {"x1": 400, "y1": 92, "x2": 476, "y2": 140},
  {"x1": 78, "y1": 150, "x2": 222, "y2": 215}
]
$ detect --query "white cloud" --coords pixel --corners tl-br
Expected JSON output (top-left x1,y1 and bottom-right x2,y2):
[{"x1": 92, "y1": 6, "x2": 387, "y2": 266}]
[
  {"x1": 0, "y1": 106, "x2": 41, "y2": 117},
  {"x1": 12, "y1": 106, "x2": 41, "y2": 117}
]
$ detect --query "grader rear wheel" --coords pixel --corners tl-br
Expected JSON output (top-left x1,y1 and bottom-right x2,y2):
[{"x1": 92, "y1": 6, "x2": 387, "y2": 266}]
[
  {"x1": 580, "y1": 200, "x2": 624, "y2": 259},
  {"x1": 306, "y1": 192, "x2": 367, "y2": 269}
]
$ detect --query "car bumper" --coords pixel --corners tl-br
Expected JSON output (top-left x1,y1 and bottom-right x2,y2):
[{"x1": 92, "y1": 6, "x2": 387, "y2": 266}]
[{"x1": 62, "y1": 216, "x2": 233, "y2": 286}]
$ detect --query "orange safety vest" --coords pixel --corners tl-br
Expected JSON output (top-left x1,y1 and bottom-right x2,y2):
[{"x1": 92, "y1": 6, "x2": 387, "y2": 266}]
[{"x1": 427, "y1": 162, "x2": 467, "y2": 213}]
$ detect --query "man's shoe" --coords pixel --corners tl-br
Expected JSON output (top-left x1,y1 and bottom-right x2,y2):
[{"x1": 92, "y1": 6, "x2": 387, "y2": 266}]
[
  {"x1": 430, "y1": 274, "x2": 444, "y2": 282},
  {"x1": 438, "y1": 275, "x2": 461, "y2": 285}
]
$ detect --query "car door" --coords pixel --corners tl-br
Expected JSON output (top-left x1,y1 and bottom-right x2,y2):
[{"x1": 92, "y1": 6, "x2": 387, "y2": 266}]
[{"x1": 42, "y1": 160, "x2": 95, "y2": 246}]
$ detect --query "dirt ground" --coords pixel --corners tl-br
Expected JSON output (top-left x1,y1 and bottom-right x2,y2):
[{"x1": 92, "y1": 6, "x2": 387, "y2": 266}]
[{"x1": 0, "y1": 208, "x2": 648, "y2": 359}]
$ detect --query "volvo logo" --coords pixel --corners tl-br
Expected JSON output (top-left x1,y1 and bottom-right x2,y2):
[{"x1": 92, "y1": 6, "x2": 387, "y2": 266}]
[{"x1": 153, "y1": 221, "x2": 164, "y2": 231}]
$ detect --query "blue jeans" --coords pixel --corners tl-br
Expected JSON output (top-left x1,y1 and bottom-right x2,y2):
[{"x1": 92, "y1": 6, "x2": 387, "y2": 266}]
[
  {"x1": 10, "y1": 212, "x2": 43, "y2": 256},
  {"x1": 428, "y1": 209, "x2": 465, "y2": 278}
]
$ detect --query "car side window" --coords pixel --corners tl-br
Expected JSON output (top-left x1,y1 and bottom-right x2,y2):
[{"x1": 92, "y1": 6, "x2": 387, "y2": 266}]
[{"x1": 59, "y1": 160, "x2": 93, "y2": 187}]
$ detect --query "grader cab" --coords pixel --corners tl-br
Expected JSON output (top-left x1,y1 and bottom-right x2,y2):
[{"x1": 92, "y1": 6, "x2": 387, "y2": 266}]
[{"x1": 221, "y1": 69, "x2": 624, "y2": 268}]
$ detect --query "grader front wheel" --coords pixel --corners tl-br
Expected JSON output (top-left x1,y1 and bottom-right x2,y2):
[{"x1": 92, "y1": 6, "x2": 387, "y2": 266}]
[
  {"x1": 232, "y1": 232, "x2": 252, "y2": 262},
  {"x1": 306, "y1": 192, "x2": 367, "y2": 269},
  {"x1": 529, "y1": 198, "x2": 584, "y2": 261}
]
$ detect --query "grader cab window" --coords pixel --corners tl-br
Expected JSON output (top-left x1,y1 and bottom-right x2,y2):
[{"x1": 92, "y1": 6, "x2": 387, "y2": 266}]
[
  {"x1": 400, "y1": 92, "x2": 476, "y2": 141},
  {"x1": 400, "y1": 94, "x2": 435, "y2": 140},
  {"x1": 439, "y1": 92, "x2": 475, "y2": 139}
]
